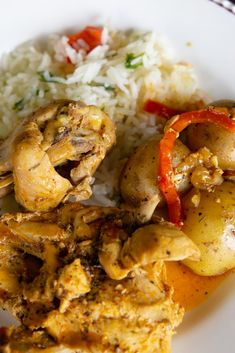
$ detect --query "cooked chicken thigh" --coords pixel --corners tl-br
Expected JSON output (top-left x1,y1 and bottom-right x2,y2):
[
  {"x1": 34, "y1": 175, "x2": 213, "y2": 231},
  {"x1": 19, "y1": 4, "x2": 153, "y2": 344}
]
[
  {"x1": 0, "y1": 203, "x2": 199, "y2": 353},
  {"x1": 0, "y1": 100, "x2": 116, "y2": 211}
]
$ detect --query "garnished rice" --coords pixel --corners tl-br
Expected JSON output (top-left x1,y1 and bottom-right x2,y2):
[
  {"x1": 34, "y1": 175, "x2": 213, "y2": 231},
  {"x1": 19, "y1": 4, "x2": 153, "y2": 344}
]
[{"x1": 0, "y1": 27, "x2": 204, "y2": 206}]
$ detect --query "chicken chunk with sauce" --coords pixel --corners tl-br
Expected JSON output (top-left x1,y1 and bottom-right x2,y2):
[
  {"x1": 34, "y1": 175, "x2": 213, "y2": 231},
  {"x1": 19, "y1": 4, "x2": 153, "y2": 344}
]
[
  {"x1": 0, "y1": 203, "x2": 199, "y2": 353},
  {"x1": 0, "y1": 100, "x2": 116, "y2": 211}
]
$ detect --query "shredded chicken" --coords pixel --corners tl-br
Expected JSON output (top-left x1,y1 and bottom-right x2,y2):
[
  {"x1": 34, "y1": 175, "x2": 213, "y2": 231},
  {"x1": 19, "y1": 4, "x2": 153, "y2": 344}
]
[
  {"x1": 0, "y1": 203, "x2": 199, "y2": 353},
  {"x1": 174, "y1": 147, "x2": 223, "y2": 191},
  {"x1": 0, "y1": 100, "x2": 116, "y2": 211}
]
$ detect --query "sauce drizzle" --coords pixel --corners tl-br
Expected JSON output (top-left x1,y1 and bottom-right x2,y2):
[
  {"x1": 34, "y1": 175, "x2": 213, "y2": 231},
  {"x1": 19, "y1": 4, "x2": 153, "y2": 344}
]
[{"x1": 166, "y1": 261, "x2": 231, "y2": 311}]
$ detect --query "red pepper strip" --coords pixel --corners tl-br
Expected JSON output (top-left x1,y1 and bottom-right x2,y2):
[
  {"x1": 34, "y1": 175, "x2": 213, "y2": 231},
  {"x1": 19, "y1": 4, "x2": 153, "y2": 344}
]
[
  {"x1": 67, "y1": 26, "x2": 103, "y2": 52},
  {"x1": 159, "y1": 108, "x2": 235, "y2": 228},
  {"x1": 223, "y1": 170, "x2": 235, "y2": 177},
  {"x1": 144, "y1": 99, "x2": 184, "y2": 119},
  {"x1": 66, "y1": 56, "x2": 72, "y2": 64}
]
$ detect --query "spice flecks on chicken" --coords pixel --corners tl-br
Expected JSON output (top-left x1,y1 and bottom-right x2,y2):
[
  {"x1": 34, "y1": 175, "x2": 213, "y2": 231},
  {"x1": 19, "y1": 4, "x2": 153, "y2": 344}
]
[
  {"x1": 0, "y1": 100, "x2": 116, "y2": 211},
  {"x1": 0, "y1": 203, "x2": 200, "y2": 352}
]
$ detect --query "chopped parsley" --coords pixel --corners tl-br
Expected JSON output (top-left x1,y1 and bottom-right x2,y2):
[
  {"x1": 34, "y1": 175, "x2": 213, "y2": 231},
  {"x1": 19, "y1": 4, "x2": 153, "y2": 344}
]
[
  {"x1": 104, "y1": 85, "x2": 115, "y2": 91},
  {"x1": 13, "y1": 98, "x2": 25, "y2": 112},
  {"x1": 37, "y1": 71, "x2": 64, "y2": 84},
  {"x1": 125, "y1": 52, "x2": 144, "y2": 69},
  {"x1": 88, "y1": 82, "x2": 115, "y2": 91}
]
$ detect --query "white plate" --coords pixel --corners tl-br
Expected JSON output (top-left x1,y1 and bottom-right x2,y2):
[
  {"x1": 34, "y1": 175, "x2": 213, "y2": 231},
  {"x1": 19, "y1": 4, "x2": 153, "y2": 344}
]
[{"x1": 0, "y1": 0, "x2": 235, "y2": 352}]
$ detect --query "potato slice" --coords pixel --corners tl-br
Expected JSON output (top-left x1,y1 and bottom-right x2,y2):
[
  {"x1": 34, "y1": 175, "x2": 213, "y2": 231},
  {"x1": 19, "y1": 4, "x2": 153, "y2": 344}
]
[{"x1": 182, "y1": 182, "x2": 235, "y2": 276}]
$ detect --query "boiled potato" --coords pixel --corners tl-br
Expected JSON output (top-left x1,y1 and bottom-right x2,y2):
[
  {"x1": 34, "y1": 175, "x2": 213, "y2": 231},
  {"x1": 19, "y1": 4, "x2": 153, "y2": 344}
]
[
  {"x1": 187, "y1": 107, "x2": 235, "y2": 170},
  {"x1": 182, "y1": 182, "x2": 235, "y2": 276}
]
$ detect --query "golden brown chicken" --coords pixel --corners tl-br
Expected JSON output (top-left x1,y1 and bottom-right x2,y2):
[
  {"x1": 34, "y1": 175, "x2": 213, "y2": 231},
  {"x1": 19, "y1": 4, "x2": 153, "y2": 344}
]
[
  {"x1": 0, "y1": 100, "x2": 116, "y2": 211},
  {"x1": 0, "y1": 203, "x2": 199, "y2": 353}
]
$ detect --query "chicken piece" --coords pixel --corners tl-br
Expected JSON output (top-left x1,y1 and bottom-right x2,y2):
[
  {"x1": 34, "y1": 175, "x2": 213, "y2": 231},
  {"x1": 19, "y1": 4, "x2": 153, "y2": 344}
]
[
  {"x1": 0, "y1": 203, "x2": 199, "y2": 353},
  {"x1": 56, "y1": 258, "x2": 91, "y2": 313},
  {"x1": 0, "y1": 175, "x2": 13, "y2": 198},
  {"x1": 120, "y1": 222, "x2": 200, "y2": 267},
  {"x1": 174, "y1": 147, "x2": 223, "y2": 191},
  {"x1": 0, "y1": 100, "x2": 116, "y2": 211},
  {"x1": 99, "y1": 220, "x2": 200, "y2": 280},
  {"x1": 0, "y1": 327, "x2": 56, "y2": 352},
  {"x1": 12, "y1": 121, "x2": 72, "y2": 211},
  {"x1": 120, "y1": 135, "x2": 223, "y2": 223}
]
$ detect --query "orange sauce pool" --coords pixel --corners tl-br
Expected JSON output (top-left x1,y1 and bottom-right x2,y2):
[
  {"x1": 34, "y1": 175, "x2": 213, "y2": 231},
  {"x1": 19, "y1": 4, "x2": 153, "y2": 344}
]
[{"x1": 165, "y1": 262, "x2": 231, "y2": 311}]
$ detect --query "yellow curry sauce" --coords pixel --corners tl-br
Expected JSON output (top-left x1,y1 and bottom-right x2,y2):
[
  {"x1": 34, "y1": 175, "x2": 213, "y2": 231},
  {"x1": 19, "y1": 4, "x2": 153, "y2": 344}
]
[{"x1": 166, "y1": 261, "x2": 231, "y2": 311}]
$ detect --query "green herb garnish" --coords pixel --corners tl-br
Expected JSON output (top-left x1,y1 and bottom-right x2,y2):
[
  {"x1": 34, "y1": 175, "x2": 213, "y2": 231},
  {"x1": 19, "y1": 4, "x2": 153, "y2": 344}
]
[
  {"x1": 37, "y1": 71, "x2": 63, "y2": 83},
  {"x1": 35, "y1": 88, "x2": 40, "y2": 96},
  {"x1": 89, "y1": 82, "x2": 115, "y2": 91},
  {"x1": 104, "y1": 85, "x2": 115, "y2": 91},
  {"x1": 13, "y1": 99, "x2": 25, "y2": 111},
  {"x1": 125, "y1": 52, "x2": 144, "y2": 69}
]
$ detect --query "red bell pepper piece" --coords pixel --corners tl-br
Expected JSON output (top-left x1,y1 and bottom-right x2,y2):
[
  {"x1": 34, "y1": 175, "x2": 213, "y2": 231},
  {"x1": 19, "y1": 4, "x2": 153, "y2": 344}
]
[
  {"x1": 159, "y1": 108, "x2": 235, "y2": 228},
  {"x1": 67, "y1": 26, "x2": 103, "y2": 53},
  {"x1": 144, "y1": 99, "x2": 184, "y2": 119}
]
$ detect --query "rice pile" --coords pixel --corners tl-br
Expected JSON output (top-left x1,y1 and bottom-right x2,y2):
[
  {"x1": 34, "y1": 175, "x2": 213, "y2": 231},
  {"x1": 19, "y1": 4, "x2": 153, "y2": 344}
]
[{"x1": 0, "y1": 27, "x2": 203, "y2": 206}]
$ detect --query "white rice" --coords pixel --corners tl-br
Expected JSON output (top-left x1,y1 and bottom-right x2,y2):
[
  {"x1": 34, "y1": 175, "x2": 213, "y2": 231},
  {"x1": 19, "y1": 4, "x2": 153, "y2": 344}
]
[{"x1": 0, "y1": 27, "x2": 204, "y2": 207}]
